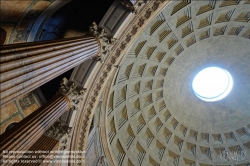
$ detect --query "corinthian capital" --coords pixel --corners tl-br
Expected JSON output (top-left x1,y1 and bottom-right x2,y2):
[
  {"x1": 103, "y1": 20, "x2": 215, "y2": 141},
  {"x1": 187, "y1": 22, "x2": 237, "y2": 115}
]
[
  {"x1": 89, "y1": 22, "x2": 116, "y2": 63},
  {"x1": 44, "y1": 121, "x2": 72, "y2": 150},
  {"x1": 59, "y1": 78, "x2": 86, "y2": 111}
]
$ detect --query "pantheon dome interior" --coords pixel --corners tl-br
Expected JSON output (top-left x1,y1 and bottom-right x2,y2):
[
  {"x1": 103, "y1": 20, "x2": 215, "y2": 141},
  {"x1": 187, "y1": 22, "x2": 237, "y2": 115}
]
[{"x1": 0, "y1": 0, "x2": 250, "y2": 166}]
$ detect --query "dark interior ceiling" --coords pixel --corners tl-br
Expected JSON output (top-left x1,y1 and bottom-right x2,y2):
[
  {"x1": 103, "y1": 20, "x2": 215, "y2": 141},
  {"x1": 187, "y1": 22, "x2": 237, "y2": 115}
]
[{"x1": 40, "y1": 0, "x2": 115, "y2": 101}]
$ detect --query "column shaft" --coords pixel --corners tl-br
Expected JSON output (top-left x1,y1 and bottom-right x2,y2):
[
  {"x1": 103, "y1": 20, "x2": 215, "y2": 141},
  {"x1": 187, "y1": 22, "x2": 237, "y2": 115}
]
[
  {"x1": 0, "y1": 35, "x2": 100, "y2": 106},
  {"x1": 0, "y1": 94, "x2": 70, "y2": 163},
  {"x1": 14, "y1": 135, "x2": 59, "y2": 166}
]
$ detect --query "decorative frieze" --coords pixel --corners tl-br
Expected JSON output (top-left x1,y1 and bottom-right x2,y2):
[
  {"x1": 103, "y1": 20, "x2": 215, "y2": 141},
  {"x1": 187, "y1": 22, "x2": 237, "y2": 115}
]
[{"x1": 76, "y1": 0, "x2": 171, "y2": 157}]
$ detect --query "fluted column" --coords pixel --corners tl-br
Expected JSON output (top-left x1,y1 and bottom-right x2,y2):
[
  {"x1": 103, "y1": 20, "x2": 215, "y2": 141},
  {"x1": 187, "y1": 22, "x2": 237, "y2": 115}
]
[
  {"x1": 0, "y1": 35, "x2": 100, "y2": 107},
  {"x1": 0, "y1": 78, "x2": 85, "y2": 165},
  {"x1": 14, "y1": 135, "x2": 59, "y2": 166}
]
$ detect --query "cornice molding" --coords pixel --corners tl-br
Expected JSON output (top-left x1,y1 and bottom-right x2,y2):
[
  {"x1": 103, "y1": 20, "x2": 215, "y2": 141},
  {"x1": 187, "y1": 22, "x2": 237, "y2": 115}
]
[
  {"x1": 70, "y1": 1, "x2": 172, "y2": 165},
  {"x1": 100, "y1": 69, "x2": 119, "y2": 166}
]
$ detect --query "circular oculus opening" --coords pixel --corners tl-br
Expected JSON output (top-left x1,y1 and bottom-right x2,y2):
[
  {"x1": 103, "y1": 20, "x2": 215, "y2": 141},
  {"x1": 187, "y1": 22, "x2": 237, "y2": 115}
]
[{"x1": 192, "y1": 67, "x2": 233, "y2": 102}]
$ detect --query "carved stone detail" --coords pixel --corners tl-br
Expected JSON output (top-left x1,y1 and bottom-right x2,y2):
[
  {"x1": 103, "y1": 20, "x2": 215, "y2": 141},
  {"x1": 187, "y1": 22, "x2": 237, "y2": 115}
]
[
  {"x1": 44, "y1": 78, "x2": 85, "y2": 150},
  {"x1": 121, "y1": 0, "x2": 150, "y2": 14},
  {"x1": 121, "y1": 0, "x2": 137, "y2": 14},
  {"x1": 74, "y1": 0, "x2": 170, "y2": 160},
  {"x1": 44, "y1": 122, "x2": 72, "y2": 150},
  {"x1": 89, "y1": 22, "x2": 116, "y2": 63},
  {"x1": 59, "y1": 77, "x2": 86, "y2": 111}
]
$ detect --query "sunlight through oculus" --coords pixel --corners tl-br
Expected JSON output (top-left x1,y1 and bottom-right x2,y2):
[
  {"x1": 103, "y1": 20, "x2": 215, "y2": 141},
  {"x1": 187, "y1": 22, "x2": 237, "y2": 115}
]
[{"x1": 192, "y1": 67, "x2": 233, "y2": 102}]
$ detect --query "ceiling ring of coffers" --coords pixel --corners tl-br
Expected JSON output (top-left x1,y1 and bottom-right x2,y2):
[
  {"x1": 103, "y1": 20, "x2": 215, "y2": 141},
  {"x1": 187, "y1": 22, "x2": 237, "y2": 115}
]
[
  {"x1": 107, "y1": 1, "x2": 250, "y2": 164},
  {"x1": 70, "y1": 0, "x2": 171, "y2": 164}
]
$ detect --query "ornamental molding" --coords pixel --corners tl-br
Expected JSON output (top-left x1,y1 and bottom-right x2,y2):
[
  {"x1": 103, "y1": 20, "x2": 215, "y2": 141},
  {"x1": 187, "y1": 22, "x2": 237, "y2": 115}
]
[
  {"x1": 97, "y1": 2, "x2": 250, "y2": 166},
  {"x1": 99, "y1": 69, "x2": 118, "y2": 166},
  {"x1": 89, "y1": 22, "x2": 116, "y2": 63},
  {"x1": 72, "y1": 0, "x2": 171, "y2": 165}
]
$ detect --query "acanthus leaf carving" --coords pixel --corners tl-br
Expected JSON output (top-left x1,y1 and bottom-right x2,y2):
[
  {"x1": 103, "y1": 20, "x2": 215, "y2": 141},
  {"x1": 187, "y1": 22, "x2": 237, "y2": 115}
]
[
  {"x1": 59, "y1": 77, "x2": 86, "y2": 112},
  {"x1": 89, "y1": 22, "x2": 116, "y2": 63},
  {"x1": 44, "y1": 121, "x2": 72, "y2": 150}
]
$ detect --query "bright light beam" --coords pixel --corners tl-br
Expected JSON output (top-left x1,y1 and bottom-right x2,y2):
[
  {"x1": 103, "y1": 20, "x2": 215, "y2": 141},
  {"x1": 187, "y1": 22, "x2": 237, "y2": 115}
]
[{"x1": 192, "y1": 67, "x2": 233, "y2": 102}]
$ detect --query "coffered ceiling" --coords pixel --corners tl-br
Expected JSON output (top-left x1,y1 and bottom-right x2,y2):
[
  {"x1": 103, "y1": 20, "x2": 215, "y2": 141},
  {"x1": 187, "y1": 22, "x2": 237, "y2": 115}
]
[{"x1": 106, "y1": 1, "x2": 250, "y2": 166}]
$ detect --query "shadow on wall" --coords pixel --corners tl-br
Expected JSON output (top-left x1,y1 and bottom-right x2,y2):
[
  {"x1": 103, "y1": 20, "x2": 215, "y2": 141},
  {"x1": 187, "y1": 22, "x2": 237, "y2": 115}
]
[
  {"x1": 0, "y1": 28, "x2": 6, "y2": 45},
  {"x1": 6, "y1": 122, "x2": 18, "y2": 131}
]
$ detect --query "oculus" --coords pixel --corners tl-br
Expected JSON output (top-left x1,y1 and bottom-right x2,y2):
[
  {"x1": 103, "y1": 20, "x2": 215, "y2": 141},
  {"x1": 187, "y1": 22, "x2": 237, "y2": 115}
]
[{"x1": 192, "y1": 67, "x2": 233, "y2": 102}]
